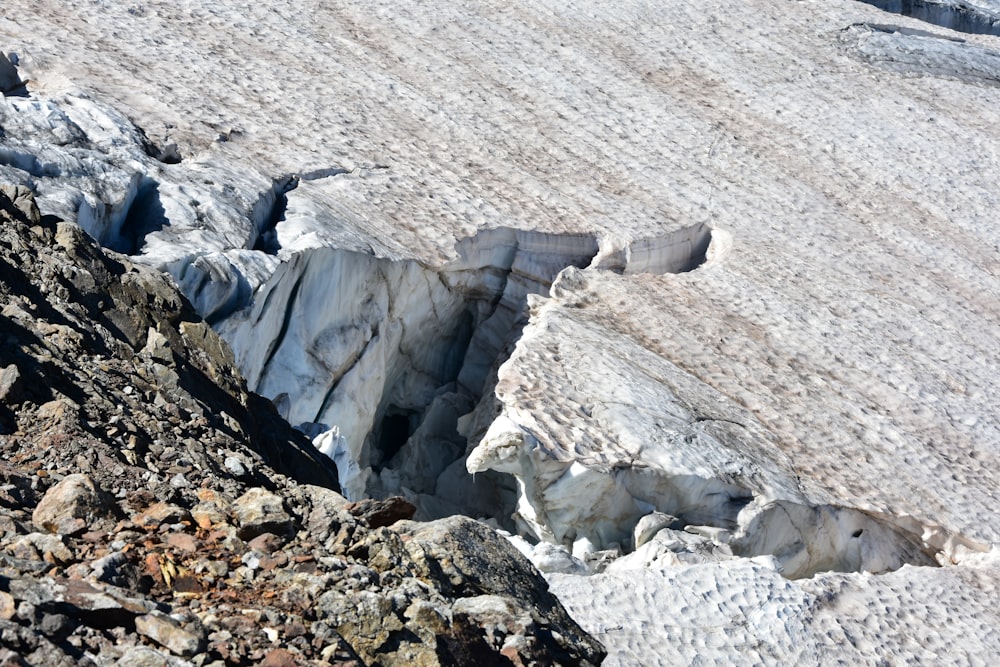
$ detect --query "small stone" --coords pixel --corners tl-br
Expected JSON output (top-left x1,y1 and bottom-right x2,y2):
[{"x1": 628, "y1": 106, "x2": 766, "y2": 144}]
[
  {"x1": 0, "y1": 365, "x2": 23, "y2": 404},
  {"x1": 224, "y1": 456, "x2": 246, "y2": 477},
  {"x1": 283, "y1": 621, "x2": 306, "y2": 639},
  {"x1": 165, "y1": 532, "x2": 199, "y2": 553},
  {"x1": 242, "y1": 552, "x2": 261, "y2": 570},
  {"x1": 10, "y1": 532, "x2": 74, "y2": 564},
  {"x1": 114, "y1": 646, "x2": 177, "y2": 667},
  {"x1": 258, "y1": 552, "x2": 288, "y2": 570},
  {"x1": 246, "y1": 532, "x2": 285, "y2": 553},
  {"x1": 135, "y1": 611, "x2": 205, "y2": 657},
  {"x1": 0, "y1": 648, "x2": 22, "y2": 667},
  {"x1": 39, "y1": 613, "x2": 72, "y2": 638},
  {"x1": 0, "y1": 592, "x2": 15, "y2": 620},
  {"x1": 191, "y1": 501, "x2": 227, "y2": 530},
  {"x1": 261, "y1": 647, "x2": 297, "y2": 667},
  {"x1": 143, "y1": 328, "x2": 172, "y2": 362},
  {"x1": 133, "y1": 502, "x2": 191, "y2": 529},
  {"x1": 91, "y1": 551, "x2": 131, "y2": 587},
  {"x1": 32, "y1": 474, "x2": 115, "y2": 536},
  {"x1": 300, "y1": 485, "x2": 351, "y2": 543}
]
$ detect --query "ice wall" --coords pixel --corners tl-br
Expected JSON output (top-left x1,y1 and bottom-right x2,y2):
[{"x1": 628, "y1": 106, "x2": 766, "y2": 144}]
[
  {"x1": 218, "y1": 225, "x2": 717, "y2": 506},
  {"x1": 858, "y1": 0, "x2": 1000, "y2": 35}
]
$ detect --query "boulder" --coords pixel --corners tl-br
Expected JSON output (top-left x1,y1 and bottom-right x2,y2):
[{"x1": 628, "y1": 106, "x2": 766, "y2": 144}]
[
  {"x1": 0, "y1": 365, "x2": 23, "y2": 405},
  {"x1": 134, "y1": 611, "x2": 205, "y2": 657},
  {"x1": 346, "y1": 496, "x2": 416, "y2": 529},
  {"x1": 232, "y1": 488, "x2": 293, "y2": 539},
  {"x1": 397, "y1": 516, "x2": 606, "y2": 666},
  {"x1": 32, "y1": 474, "x2": 116, "y2": 536}
]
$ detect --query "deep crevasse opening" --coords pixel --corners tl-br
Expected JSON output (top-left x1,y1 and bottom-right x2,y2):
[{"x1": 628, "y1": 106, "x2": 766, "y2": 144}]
[
  {"x1": 217, "y1": 223, "x2": 717, "y2": 523},
  {"x1": 857, "y1": 0, "x2": 1000, "y2": 36}
]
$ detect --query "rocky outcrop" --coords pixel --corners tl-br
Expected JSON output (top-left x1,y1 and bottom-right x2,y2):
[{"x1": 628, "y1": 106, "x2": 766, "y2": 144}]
[
  {"x1": 0, "y1": 186, "x2": 604, "y2": 665},
  {"x1": 395, "y1": 517, "x2": 604, "y2": 665},
  {"x1": 0, "y1": 183, "x2": 338, "y2": 494}
]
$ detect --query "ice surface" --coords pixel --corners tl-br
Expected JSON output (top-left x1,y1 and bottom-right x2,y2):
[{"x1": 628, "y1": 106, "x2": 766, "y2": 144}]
[
  {"x1": 5, "y1": 0, "x2": 1000, "y2": 662},
  {"x1": 547, "y1": 556, "x2": 1000, "y2": 666}
]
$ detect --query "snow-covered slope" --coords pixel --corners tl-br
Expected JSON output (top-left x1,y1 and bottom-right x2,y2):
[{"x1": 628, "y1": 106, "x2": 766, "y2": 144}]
[{"x1": 4, "y1": 0, "x2": 1000, "y2": 663}]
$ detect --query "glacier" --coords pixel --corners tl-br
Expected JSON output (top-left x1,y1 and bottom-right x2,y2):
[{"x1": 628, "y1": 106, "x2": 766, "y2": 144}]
[{"x1": 4, "y1": 0, "x2": 1000, "y2": 663}]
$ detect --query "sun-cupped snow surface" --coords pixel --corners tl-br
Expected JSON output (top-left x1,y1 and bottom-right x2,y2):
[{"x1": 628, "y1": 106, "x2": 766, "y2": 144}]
[
  {"x1": 5, "y1": 0, "x2": 1000, "y2": 662},
  {"x1": 546, "y1": 555, "x2": 1000, "y2": 666}
]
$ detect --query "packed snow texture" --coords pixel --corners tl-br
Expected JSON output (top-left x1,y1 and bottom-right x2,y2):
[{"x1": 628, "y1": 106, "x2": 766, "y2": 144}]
[
  {"x1": 547, "y1": 556, "x2": 1000, "y2": 666},
  {"x1": 4, "y1": 0, "x2": 1000, "y2": 662}
]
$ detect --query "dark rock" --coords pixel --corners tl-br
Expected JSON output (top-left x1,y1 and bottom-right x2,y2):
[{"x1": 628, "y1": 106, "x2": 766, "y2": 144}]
[
  {"x1": 298, "y1": 484, "x2": 353, "y2": 544},
  {"x1": 346, "y1": 496, "x2": 416, "y2": 529},
  {"x1": 91, "y1": 551, "x2": 144, "y2": 590},
  {"x1": 435, "y1": 609, "x2": 514, "y2": 667},
  {"x1": 0, "y1": 185, "x2": 39, "y2": 224},
  {"x1": 6, "y1": 574, "x2": 161, "y2": 629},
  {"x1": 246, "y1": 532, "x2": 285, "y2": 553},
  {"x1": 397, "y1": 516, "x2": 606, "y2": 666},
  {"x1": 38, "y1": 613, "x2": 72, "y2": 639}
]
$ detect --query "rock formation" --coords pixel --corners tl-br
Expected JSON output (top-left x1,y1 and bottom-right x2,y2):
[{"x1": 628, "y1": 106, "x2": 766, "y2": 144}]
[{"x1": 0, "y1": 186, "x2": 604, "y2": 665}]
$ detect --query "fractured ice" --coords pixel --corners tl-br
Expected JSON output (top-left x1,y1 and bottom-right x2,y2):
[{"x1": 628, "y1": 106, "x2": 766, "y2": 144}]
[{"x1": 218, "y1": 224, "x2": 716, "y2": 510}]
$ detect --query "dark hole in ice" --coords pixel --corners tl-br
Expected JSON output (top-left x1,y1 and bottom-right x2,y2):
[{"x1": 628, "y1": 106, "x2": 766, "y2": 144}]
[
  {"x1": 442, "y1": 309, "x2": 476, "y2": 382},
  {"x1": 683, "y1": 228, "x2": 714, "y2": 272},
  {"x1": 253, "y1": 176, "x2": 298, "y2": 255},
  {"x1": 117, "y1": 178, "x2": 169, "y2": 255},
  {"x1": 0, "y1": 52, "x2": 28, "y2": 98},
  {"x1": 374, "y1": 409, "x2": 418, "y2": 468},
  {"x1": 858, "y1": 0, "x2": 1000, "y2": 37},
  {"x1": 231, "y1": 224, "x2": 724, "y2": 522},
  {"x1": 154, "y1": 144, "x2": 183, "y2": 165},
  {"x1": 300, "y1": 167, "x2": 349, "y2": 181}
]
